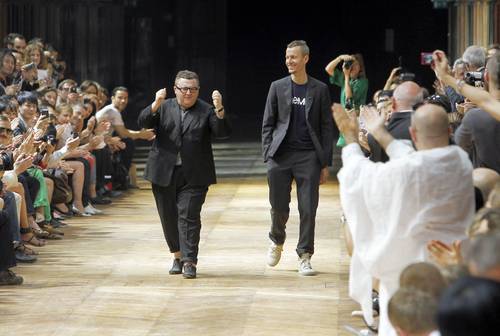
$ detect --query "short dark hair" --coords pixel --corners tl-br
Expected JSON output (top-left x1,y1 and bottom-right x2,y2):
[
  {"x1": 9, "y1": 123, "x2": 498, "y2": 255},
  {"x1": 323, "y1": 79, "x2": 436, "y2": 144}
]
[
  {"x1": 0, "y1": 49, "x2": 16, "y2": 70},
  {"x1": 0, "y1": 101, "x2": 8, "y2": 114},
  {"x1": 17, "y1": 91, "x2": 38, "y2": 106},
  {"x1": 175, "y1": 70, "x2": 199, "y2": 85},
  {"x1": 287, "y1": 40, "x2": 309, "y2": 56},
  {"x1": 3, "y1": 33, "x2": 25, "y2": 47},
  {"x1": 112, "y1": 86, "x2": 128, "y2": 97},
  {"x1": 437, "y1": 276, "x2": 500, "y2": 335}
]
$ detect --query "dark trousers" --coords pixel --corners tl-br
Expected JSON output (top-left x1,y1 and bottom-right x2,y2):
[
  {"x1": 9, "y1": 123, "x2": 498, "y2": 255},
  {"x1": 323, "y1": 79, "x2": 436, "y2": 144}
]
[
  {"x1": 3, "y1": 191, "x2": 19, "y2": 242},
  {"x1": 267, "y1": 150, "x2": 321, "y2": 256},
  {"x1": 93, "y1": 147, "x2": 113, "y2": 191},
  {"x1": 0, "y1": 210, "x2": 16, "y2": 271},
  {"x1": 19, "y1": 173, "x2": 39, "y2": 216},
  {"x1": 152, "y1": 166, "x2": 208, "y2": 264}
]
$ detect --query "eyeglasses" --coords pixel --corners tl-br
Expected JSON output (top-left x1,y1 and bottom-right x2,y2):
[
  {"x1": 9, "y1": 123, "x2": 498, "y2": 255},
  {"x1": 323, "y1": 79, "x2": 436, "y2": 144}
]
[
  {"x1": 0, "y1": 127, "x2": 13, "y2": 135},
  {"x1": 175, "y1": 86, "x2": 199, "y2": 94}
]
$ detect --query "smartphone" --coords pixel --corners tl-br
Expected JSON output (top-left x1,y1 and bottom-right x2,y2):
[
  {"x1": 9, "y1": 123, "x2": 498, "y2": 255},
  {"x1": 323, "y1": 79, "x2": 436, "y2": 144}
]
[
  {"x1": 40, "y1": 107, "x2": 49, "y2": 118},
  {"x1": 420, "y1": 52, "x2": 433, "y2": 65}
]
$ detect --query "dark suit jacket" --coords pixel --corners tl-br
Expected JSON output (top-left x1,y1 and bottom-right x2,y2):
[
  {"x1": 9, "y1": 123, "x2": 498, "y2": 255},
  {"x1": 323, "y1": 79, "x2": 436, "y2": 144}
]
[
  {"x1": 368, "y1": 111, "x2": 413, "y2": 163},
  {"x1": 138, "y1": 98, "x2": 230, "y2": 187},
  {"x1": 261, "y1": 76, "x2": 333, "y2": 167}
]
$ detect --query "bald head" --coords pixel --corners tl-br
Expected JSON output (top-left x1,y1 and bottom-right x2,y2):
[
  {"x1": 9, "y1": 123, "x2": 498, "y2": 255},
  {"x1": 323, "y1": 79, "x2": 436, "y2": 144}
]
[
  {"x1": 473, "y1": 168, "x2": 500, "y2": 202},
  {"x1": 410, "y1": 104, "x2": 450, "y2": 149},
  {"x1": 393, "y1": 81, "x2": 423, "y2": 111}
]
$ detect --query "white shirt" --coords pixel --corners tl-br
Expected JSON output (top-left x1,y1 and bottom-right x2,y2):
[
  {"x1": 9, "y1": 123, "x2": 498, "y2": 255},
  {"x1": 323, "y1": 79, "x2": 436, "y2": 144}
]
[
  {"x1": 96, "y1": 104, "x2": 124, "y2": 135},
  {"x1": 338, "y1": 140, "x2": 474, "y2": 336}
]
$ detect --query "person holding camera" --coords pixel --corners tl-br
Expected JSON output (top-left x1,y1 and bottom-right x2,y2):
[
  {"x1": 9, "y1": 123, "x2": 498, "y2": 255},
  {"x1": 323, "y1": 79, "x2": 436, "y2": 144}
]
[
  {"x1": 432, "y1": 49, "x2": 500, "y2": 174},
  {"x1": 325, "y1": 53, "x2": 368, "y2": 147}
]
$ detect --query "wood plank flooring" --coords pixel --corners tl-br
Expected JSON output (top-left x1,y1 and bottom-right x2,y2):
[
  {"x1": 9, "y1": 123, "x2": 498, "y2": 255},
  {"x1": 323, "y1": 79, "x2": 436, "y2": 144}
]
[{"x1": 0, "y1": 178, "x2": 365, "y2": 336}]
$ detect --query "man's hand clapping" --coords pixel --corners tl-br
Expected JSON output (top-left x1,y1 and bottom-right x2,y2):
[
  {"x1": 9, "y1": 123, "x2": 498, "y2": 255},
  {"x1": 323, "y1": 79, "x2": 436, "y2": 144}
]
[{"x1": 331, "y1": 103, "x2": 359, "y2": 144}]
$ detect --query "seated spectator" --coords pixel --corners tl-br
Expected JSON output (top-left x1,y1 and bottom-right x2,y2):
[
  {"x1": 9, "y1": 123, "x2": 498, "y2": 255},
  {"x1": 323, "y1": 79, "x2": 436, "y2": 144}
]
[
  {"x1": 0, "y1": 49, "x2": 19, "y2": 96},
  {"x1": 332, "y1": 102, "x2": 474, "y2": 335},
  {"x1": 388, "y1": 288, "x2": 439, "y2": 336},
  {"x1": 367, "y1": 81, "x2": 422, "y2": 162},
  {"x1": 437, "y1": 276, "x2": 500, "y2": 335},
  {"x1": 23, "y1": 43, "x2": 54, "y2": 88}
]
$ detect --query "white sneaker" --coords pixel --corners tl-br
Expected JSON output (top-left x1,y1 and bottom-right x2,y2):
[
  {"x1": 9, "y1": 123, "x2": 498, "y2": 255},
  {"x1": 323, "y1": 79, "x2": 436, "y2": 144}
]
[
  {"x1": 298, "y1": 253, "x2": 316, "y2": 276},
  {"x1": 267, "y1": 242, "x2": 283, "y2": 267}
]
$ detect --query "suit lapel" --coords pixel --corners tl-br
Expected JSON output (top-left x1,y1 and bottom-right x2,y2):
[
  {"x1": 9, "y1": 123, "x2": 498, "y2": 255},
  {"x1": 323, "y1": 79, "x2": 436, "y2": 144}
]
[
  {"x1": 305, "y1": 80, "x2": 314, "y2": 119},
  {"x1": 283, "y1": 78, "x2": 292, "y2": 116}
]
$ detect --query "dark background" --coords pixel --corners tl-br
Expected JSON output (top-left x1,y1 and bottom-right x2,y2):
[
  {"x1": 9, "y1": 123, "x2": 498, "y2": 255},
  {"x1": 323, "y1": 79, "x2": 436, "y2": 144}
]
[
  {"x1": 226, "y1": 0, "x2": 448, "y2": 140},
  {"x1": 3, "y1": 0, "x2": 448, "y2": 142}
]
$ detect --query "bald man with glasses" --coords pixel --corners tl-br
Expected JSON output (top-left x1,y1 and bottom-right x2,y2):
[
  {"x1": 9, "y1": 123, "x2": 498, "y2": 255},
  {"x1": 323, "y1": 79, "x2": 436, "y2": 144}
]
[{"x1": 138, "y1": 70, "x2": 230, "y2": 279}]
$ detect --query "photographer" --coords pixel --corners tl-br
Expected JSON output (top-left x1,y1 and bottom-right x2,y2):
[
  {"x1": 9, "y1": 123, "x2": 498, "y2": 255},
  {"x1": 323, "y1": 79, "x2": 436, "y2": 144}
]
[
  {"x1": 432, "y1": 50, "x2": 500, "y2": 174},
  {"x1": 325, "y1": 53, "x2": 368, "y2": 146}
]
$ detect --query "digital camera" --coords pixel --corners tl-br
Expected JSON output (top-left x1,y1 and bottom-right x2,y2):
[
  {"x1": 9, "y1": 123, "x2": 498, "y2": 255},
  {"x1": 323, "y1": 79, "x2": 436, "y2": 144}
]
[
  {"x1": 343, "y1": 60, "x2": 353, "y2": 69},
  {"x1": 464, "y1": 68, "x2": 485, "y2": 87}
]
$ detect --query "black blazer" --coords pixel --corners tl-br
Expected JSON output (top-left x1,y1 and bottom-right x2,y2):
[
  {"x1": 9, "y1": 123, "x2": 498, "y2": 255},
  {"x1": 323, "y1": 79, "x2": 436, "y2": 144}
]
[
  {"x1": 261, "y1": 76, "x2": 333, "y2": 167},
  {"x1": 138, "y1": 98, "x2": 230, "y2": 187}
]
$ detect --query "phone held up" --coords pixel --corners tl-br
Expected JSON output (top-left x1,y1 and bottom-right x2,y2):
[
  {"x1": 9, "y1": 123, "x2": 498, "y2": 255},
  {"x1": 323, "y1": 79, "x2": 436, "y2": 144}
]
[{"x1": 420, "y1": 52, "x2": 433, "y2": 66}]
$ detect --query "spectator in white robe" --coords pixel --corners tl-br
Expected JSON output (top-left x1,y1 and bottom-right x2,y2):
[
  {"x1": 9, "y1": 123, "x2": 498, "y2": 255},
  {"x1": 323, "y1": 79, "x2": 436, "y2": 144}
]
[{"x1": 332, "y1": 102, "x2": 474, "y2": 336}]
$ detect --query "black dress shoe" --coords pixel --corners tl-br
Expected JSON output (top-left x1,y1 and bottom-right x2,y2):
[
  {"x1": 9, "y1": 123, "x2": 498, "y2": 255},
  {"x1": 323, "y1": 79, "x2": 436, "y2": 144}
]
[
  {"x1": 0, "y1": 270, "x2": 23, "y2": 285},
  {"x1": 183, "y1": 263, "x2": 197, "y2": 279},
  {"x1": 169, "y1": 258, "x2": 183, "y2": 275}
]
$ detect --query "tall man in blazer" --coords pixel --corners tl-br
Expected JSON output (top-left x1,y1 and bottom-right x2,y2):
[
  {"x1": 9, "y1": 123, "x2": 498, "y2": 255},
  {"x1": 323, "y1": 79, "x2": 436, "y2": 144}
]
[
  {"x1": 138, "y1": 70, "x2": 230, "y2": 279},
  {"x1": 262, "y1": 40, "x2": 334, "y2": 276}
]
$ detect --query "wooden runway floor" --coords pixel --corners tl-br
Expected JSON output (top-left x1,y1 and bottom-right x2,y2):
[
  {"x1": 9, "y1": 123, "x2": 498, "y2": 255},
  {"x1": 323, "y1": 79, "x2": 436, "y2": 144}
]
[{"x1": 0, "y1": 178, "x2": 365, "y2": 336}]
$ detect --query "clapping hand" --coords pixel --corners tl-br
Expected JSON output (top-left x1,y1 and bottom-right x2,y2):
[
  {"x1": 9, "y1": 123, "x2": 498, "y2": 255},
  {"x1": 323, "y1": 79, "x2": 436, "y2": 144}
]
[
  {"x1": 331, "y1": 103, "x2": 358, "y2": 144},
  {"x1": 427, "y1": 239, "x2": 462, "y2": 267},
  {"x1": 360, "y1": 105, "x2": 385, "y2": 135}
]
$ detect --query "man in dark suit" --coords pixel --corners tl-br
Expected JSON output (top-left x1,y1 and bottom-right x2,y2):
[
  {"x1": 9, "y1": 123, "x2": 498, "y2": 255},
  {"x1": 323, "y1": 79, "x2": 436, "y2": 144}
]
[
  {"x1": 367, "y1": 81, "x2": 422, "y2": 163},
  {"x1": 138, "y1": 70, "x2": 230, "y2": 279},
  {"x1": 262, "y1": 40, "x2": 333, "y2": 276}
]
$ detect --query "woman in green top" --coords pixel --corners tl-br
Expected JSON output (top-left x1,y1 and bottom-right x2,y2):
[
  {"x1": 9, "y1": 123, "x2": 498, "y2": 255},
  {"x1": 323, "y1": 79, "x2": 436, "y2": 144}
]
[{"x1": 325, "y1": 53, "x2": 368, "y2": 146}]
